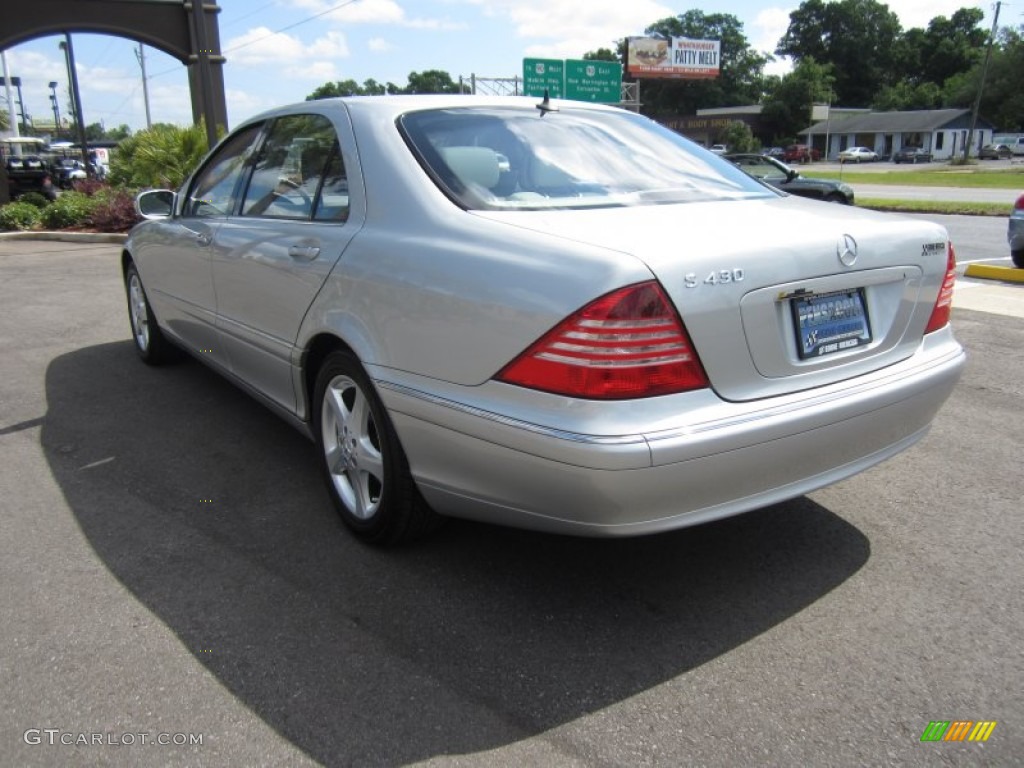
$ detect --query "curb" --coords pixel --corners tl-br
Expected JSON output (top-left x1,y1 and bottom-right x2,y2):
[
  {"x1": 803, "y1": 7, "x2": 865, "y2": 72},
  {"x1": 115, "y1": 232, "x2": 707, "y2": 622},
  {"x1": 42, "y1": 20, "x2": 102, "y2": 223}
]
[
  {"x1": 964, "y1": 263, "x2": 1024, "y2": 284},
  {"x1": 0, "y1": 231, "x2": 127, "y2": 244}
]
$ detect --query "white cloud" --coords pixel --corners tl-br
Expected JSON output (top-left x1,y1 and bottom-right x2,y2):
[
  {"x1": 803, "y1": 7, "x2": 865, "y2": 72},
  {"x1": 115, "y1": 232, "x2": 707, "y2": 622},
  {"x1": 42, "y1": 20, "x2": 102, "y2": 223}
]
[
  {"x1": 368, "y1": 37, "x2": 394, "y2": 53},
  {"x1": 470, "y1": 0, "x2": 675, "y2": 45},
  {"x1": 225, "y1": 27, "x2": 349, "y2": 68},
  {"x1": 886, "y1": 0, "x2": 988, "y2": 30},
  {"x1": 148, "y1": 83, "x2": 194, "y2": 125},
  {"x1": 284, "y1": 60, "x2": 340, "y2": 80}
]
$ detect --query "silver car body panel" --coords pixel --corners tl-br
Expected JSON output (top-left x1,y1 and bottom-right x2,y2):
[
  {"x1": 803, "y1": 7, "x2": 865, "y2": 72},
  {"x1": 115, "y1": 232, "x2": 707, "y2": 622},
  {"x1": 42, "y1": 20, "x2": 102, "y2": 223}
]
[{"x1": 124, "y1": 95, "x2": 966, "y2": 537}]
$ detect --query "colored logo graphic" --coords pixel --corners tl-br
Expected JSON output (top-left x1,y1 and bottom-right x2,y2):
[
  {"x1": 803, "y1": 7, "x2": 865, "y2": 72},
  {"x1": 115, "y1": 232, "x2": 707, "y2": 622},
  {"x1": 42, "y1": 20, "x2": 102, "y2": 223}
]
[{"x1": 920, "y1": 721, "x2": 997, "y2": 742}]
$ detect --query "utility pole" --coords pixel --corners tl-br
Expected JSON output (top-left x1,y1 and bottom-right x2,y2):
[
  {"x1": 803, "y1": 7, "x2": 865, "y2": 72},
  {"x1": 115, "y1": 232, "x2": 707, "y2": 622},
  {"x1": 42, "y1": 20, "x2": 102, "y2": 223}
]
[
  {"x1": 1, "y1": 52, "x2": 18, "y2": 137},
  {"x1": 60, "y1": 33, "x2": 93, "y2": 178},
  {"x1": 963, "y1": 1, "x2": 1001, "y2": 161},
  {"x1": 135, "y1": 43, "x2": 152, "y2": 129},
  {"x1": 49, "y1": 81, "x2": 62, "y2": 137}
]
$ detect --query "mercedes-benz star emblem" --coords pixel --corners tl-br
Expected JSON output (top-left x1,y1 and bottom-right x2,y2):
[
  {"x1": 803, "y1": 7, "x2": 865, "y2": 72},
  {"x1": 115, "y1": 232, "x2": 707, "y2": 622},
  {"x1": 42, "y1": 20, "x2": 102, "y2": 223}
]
[{"x1": 837, "y1": 234, "x2": 858, "y2": 267}]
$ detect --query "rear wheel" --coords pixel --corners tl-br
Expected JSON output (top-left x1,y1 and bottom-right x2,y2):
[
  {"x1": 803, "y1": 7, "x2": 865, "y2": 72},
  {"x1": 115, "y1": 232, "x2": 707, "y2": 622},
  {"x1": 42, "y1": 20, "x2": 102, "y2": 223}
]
[
  {"x1": 124, "y1": 262, "x2": 177, "y2": 364},
  {"x1": 1012, "y1": 249, "x2": 1024, "y2": 269},
  {"x1": 313, "y1": 349, "x2": 439, "y2": 545}
]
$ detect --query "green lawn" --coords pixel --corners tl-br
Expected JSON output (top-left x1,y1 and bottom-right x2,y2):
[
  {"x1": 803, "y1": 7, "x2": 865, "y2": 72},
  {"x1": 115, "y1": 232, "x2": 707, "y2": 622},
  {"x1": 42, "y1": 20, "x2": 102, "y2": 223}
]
[
  {"x1": 856, "y1": 198, "x2": 1011, "y2": 216},
  {"x1": 803, "y1": 167, "x2": 1024, "y2": 189}
]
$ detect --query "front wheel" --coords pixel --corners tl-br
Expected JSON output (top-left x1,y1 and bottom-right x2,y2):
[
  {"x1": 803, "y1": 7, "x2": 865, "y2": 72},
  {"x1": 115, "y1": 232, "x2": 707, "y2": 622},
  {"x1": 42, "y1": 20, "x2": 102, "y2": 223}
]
[
  {"x1": 124, "y1": 262, "x2": 178, "y2": 364},
  {"x1": 1012, "y1": 249, "x2": 1024, "y2": 269},
  {"x1": 314, "y1": 350, "x2": 439, "y2": 545}
]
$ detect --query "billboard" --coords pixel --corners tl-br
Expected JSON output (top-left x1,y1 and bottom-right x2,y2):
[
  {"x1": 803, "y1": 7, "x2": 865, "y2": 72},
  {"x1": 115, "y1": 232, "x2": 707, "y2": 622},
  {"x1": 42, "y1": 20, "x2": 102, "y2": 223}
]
[{"x1": 627, "y1": 37, "x2": 721, "y2": 79}]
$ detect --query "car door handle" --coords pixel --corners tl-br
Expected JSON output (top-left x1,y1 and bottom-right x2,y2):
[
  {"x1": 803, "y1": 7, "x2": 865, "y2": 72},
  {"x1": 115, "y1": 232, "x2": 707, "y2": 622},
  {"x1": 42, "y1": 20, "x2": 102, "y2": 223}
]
[
  {"x1": 195, "y1": 231, "x2": 213, "y2": 246},
  {"x1": 288, "y1": 245, "x2": 320, "y2": 261}
]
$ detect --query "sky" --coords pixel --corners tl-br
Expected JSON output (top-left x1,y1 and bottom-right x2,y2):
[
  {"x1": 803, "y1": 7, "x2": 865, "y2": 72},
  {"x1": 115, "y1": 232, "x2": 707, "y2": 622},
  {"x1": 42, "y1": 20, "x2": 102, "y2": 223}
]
[{"x1": 0, "y1": 0, "x2": 1003, "y2": 135}]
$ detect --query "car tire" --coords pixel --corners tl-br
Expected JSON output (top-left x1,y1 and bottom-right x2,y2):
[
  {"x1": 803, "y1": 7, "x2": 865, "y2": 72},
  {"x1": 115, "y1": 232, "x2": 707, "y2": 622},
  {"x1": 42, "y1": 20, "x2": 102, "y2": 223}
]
[
  {"x1": 314, "y1": 349, "x2": 440, "y2": 545},
  {"x1": 124, "y1": 262, "x2": 178, "y2": 365},
  {"x1": 825, "y1": 193, "x2": 847, "y2": 204},
  {"x1": 1012, "y1": 249, "x2": 1024, "y2": 269}
]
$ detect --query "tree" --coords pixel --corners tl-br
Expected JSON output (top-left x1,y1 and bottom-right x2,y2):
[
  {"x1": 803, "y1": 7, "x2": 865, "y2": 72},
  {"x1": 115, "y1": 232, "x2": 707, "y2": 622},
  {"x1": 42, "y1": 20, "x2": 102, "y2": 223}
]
[
  {"x1": 638, "y1": 11, "x2": 770, "y2": 117},
  {"x1": 307, "y1": 79, "x2": 363, "y2": 99},
  {"x1": 306, "y1": 78, "x2": 400, "y2": 99},
  {"x1": 720, "y1": 120, "x2": 758, "y2": 152},
  {"x1": 107, "y1": 122, "x2": 211, "y2": 189},
  {"x1": 943, "y1": 26, "x2": 1024, "y2": 131},
  {"x1": 583, "y1": 48, "x2": 619, "y2": 62},
  {"x1": 776, "y1": 0, "x2": 902, "y2": 107},
  {"x1": 106, "y1": 124, "x2": 133, "y2": 142},
  {"x1": 84, "y1": 122, "x2": 106, "y2": 142},
  {"x1": 308, "y1": 71, "x2": 464, "y2": 99},
  {"x1": 401, "y1": 70, "x2": 466, "y2": 95},
  {"x1": 872, "y1": 81, "x2": 943, "y2": 111},
  {"x1": 760, "y1": 57, "x2": 834, "y2": 144}
]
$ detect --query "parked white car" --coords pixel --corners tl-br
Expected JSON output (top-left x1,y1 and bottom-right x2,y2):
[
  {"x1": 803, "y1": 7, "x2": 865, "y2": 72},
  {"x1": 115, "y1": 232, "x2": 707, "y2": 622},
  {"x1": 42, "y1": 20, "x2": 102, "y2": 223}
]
[{"x1": 838, "y1": 147, "x2": 879, "y2": 163}]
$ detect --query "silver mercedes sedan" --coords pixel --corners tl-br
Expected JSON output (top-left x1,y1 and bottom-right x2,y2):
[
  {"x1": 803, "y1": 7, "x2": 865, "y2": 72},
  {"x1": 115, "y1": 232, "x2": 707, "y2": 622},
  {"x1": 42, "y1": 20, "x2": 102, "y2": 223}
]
[{"x1": 123, "y1": 96, "x2": 965, "y2": 545}]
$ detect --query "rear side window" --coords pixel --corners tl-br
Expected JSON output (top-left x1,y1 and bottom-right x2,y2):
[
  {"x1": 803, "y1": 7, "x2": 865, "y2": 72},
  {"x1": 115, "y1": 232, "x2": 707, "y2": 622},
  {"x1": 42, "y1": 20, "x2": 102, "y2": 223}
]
[{"x1": 242, "y1": 114, "x2": 339, "y2": 220}]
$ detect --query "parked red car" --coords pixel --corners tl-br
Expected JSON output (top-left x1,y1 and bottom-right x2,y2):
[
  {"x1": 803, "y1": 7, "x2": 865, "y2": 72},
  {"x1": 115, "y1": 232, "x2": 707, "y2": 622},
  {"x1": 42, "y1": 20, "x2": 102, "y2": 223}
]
[{"x1": 783, "y1": 144, "x2": 820, "y2": 163}]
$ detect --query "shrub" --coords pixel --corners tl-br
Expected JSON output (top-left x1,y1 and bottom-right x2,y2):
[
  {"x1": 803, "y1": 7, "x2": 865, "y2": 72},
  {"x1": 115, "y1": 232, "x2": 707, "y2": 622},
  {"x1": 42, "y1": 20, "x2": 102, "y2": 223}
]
[
  {"x1": 88, "y1": 188, "x2": 141, "y2": 232},
  {"x1": 0, "y1": 201, "x2": 42, "y2": 231},
  {"x1": 18, "y1": 192, "x2": 51, "y2": 210},
  {"x1": 40, "y1": 192, "x2": 97, "y2": 229},
  {"x1": 71, "y1": 178, "x2": 108, "y2": 197},
  {"x1": 108, "y1": 122, "x2": 213, "y2": 189}
]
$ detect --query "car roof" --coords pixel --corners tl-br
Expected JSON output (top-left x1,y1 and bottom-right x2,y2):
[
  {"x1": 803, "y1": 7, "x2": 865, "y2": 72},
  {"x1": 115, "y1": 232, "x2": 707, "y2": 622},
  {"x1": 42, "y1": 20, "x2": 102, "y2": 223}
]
[{"x1": 238, "y1": 94, "x2": 622, "y2": 127}]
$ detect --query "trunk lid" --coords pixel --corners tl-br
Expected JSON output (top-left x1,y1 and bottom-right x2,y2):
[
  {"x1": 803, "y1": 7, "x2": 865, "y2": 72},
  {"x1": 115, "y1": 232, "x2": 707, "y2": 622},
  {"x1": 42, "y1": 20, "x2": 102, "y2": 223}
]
[{"x1": 476, "y1": 197, "x2": 950, "y2": 401}]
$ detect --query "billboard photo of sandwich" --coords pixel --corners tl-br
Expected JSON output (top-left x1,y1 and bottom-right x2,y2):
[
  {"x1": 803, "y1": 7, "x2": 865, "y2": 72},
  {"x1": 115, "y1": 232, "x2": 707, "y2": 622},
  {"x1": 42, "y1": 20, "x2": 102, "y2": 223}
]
[{"x1": 627, "y1": 36, "x2": 721, "y2": 79}]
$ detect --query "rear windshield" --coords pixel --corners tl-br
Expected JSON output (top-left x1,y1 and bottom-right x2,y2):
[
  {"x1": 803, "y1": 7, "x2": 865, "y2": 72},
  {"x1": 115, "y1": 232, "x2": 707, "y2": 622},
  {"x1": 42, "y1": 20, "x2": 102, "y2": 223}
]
[{"x1": 399, "y1": 106, "x2": 773, "y2": 211}]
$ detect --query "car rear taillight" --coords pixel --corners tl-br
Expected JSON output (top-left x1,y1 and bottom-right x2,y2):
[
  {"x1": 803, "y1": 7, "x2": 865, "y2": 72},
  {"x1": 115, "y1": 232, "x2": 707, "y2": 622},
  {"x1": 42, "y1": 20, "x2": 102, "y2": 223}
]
[
  {"x1": 924, "y1": 242, "x2": 957, "y2": 334},
  {"x1": 496, "y1": 281, "x2": 708, "y2": 399}
]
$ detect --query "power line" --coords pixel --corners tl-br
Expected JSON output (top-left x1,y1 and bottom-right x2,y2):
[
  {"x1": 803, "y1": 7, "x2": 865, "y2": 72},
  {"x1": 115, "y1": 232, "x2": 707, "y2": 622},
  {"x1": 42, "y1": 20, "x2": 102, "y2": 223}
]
[
  {"x1": 220, "y1": 1, "x2": 279, "y2": 31},
  {"x1": 224, "y1": 0, "x2": 359, "y2": 54},
  {"x1": 145, "y1": 0, "x2": 360, "y2": 80}
]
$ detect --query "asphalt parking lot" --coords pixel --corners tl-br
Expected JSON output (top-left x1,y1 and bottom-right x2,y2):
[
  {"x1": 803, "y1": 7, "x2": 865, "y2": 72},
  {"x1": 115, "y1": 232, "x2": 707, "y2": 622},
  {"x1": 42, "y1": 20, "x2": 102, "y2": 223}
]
[{"x1": 1, "y1": 229, "x2": 1021, "y2": 767}]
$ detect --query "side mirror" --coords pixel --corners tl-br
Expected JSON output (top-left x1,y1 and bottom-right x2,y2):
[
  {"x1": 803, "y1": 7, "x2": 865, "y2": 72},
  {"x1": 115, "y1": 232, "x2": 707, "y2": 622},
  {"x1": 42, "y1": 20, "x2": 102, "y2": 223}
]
[
  {"x1": 135, "y1": 189, "x2": 175, "y2": 220},
  {"x1": 786, "y1": 169, "x2": 799, "y2": 182}
]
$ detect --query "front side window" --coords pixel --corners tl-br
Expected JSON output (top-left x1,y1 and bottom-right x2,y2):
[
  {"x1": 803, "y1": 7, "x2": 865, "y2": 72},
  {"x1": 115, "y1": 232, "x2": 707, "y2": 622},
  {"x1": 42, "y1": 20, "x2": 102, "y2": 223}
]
[
  {"x1": 400, "y1": 107, "x2": 769, "y2": 211},
  {"x1": 731, "y1": 155, "x2": 788, "y2": 182},
  {"x1": 186, "y1": 124, "x2": 262, "y2": 218},
  {"x1": 242, "y1": 114, "x2": 338, "y2": 220}
]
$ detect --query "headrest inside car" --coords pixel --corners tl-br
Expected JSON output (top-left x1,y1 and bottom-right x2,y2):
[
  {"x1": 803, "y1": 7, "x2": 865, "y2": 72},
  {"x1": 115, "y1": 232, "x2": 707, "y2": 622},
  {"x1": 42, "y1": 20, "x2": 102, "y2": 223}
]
[{"x1": 438, "y1": 146, "x2": 500, "y2": 190}]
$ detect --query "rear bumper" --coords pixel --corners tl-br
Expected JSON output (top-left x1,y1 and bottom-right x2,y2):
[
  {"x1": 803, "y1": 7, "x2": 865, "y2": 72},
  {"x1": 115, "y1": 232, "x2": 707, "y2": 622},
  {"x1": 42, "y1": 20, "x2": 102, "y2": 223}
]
[{"x1": 374, "y1": 332, "x2": 965, "y2": 536}]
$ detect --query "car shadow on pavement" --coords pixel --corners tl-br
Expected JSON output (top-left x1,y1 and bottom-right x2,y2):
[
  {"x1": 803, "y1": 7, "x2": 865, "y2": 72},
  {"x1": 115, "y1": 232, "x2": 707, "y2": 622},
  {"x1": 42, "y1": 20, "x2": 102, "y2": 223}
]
[{"x1": 42, "y1": 341, "x2": 870, "y2": 765}]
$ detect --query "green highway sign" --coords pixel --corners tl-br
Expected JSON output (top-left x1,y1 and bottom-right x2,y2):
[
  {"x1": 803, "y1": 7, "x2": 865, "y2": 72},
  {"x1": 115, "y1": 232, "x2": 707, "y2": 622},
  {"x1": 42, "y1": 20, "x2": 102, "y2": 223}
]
[
  {"x1": 523, "y1": 58, "x2": 564, "y2": 98},
  {"x1": 564, "y1": 60, "x2": 622, "y2": 103}
]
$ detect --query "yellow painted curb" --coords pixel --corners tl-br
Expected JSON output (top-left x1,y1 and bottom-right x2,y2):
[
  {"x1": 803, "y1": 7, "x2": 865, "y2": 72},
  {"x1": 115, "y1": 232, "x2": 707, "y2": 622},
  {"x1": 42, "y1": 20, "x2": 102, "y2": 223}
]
[{"x1": 964, "y1": 263, "x2": 1024, "y2": 283}]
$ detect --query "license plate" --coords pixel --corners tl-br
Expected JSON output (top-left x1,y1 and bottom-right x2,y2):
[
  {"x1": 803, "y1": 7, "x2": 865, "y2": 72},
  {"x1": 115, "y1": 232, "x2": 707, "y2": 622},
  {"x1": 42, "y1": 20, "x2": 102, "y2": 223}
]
[{"x1": 791, "y1": 289, "x2": 872, "y2": 359}]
